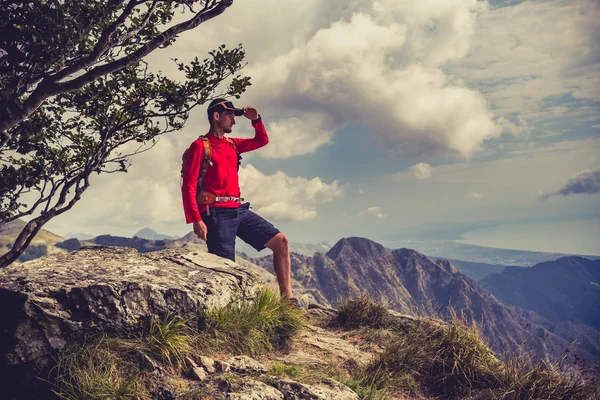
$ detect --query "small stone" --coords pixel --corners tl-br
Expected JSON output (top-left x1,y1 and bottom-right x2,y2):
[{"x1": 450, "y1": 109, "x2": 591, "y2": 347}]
[
  {"x1": 191, "y1": 366, "x2": 207, "y2": 381},
  {"x1": 273, "y1": 377, "x2": 360, "y2": 400},
  {"x1": 226, "y1": 380, "x2": 283, "y2": 400},
  {"x1": 215, "y1": 360, "x2": 231, "y2": 372},
  {"x1": 226, "y1": 355, "x2": 268, "y2": 373},
  {"x1": 199, "y1": 355, "x2": 216, "y2": 373},
  {"x1": 186, "y1": 356, "x2": 198, "y2": 367}
]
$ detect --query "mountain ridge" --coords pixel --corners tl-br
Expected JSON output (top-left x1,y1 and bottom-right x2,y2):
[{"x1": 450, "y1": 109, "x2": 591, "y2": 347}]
[{"x1": 249, "y1": 236, "x2": 600, "y2": 369}]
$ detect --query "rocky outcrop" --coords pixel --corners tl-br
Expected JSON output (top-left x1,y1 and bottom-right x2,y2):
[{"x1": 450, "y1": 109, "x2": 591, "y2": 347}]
[{"x1": 0, "y1": 246, "x2": 264, "y2": 397}]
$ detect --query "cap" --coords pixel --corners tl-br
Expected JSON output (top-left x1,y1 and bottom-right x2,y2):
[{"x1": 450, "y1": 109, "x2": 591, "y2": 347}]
[{"x1": 207, "y1": 100, "x2": 244, "y2": 116}]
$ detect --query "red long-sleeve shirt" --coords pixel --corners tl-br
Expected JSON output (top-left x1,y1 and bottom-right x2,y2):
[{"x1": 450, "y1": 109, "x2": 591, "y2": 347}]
[{"x1": 182, "y1": 118, "x2": 268, "y2": 223}]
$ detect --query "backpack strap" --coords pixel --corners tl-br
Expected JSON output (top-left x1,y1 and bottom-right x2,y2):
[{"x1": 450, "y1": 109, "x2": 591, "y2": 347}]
[
  {"x1": 225, "y1": 137, "x2": 242, "y2": 171},
  {"x1": 197, "y1": 136, "x2": 212, "y2": 190}
]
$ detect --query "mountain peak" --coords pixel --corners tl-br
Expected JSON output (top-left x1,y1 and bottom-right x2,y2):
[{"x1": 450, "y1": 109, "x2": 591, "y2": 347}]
[
  {"x1": 133, "y1": 228, "x2": 177, "y2": 240},
  {"x1": 326, "y1": 237, "x2": 389, "y2": 260}
]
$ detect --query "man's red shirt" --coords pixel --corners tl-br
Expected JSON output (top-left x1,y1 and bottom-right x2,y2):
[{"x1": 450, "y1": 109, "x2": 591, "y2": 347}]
[{"x1": 182, "y1": 119, "x2": 268, "y2": 224}]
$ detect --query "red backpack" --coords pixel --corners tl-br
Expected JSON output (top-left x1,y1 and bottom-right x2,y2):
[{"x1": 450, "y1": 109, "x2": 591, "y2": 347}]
[{"x1": 181, "y1": 136, "x2": 241, "y2": 207}]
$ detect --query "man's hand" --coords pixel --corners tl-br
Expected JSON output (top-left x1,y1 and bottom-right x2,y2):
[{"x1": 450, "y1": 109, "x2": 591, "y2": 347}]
[
  {"x1": 243, "y1": 106, "x2": 259, "y2": 120},
  {"x1": 193, "y1": 220, "x2": 207, "y2": 241}
]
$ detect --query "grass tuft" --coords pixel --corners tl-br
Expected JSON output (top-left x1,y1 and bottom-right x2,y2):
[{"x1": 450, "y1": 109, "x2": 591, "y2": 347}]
[
  {"x1": 50, "y1": 342, "x2": 149, "y2": 400},
  {"x1": 269, "y1": 362, "x2": 303, "y2": 379},
  {"x1": 335, "y1": 295, "x2": 392, "y2": 330},
  {"x1": 198, "y1": 288, "x2": 303, "y2": 355},
  {"x1": 104, "y1": 314, "x2": 194, "y2": 370}
]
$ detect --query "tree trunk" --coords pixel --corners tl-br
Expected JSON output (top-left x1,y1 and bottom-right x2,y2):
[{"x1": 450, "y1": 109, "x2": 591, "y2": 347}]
[{"x1": 0, "y1": 217, "x2": 47, "y2": 268}]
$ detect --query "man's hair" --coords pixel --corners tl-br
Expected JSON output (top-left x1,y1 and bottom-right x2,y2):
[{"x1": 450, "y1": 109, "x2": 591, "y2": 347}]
[{"x1": 207, "y1": 97, "x2": 227, "y2": 127}]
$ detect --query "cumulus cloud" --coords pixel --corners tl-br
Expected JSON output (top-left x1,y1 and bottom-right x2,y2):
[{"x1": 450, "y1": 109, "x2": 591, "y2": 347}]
[
  {"x1": 258, "y1": 115, "x2": 335, "y2": 158},
  {"x1": 358, "y1": 206, "x2": 385, "y2": 218},
  {"x1": 539, "y1": 167, "x2": 600, "y2": 200},
  {"x1": 238, "y1": 164, "x2": 343, "y2": 221},
  {"x1": 466, "y1": 192, "x2": 484, "y2": 201},
  {"x1": 411, "y1": 162, "x2": 433, "y2": 180},
  {"x1": 242, "y1": 1, "x2": 501, "y2": 158},
  {"x1": 49, "y1": 137, "x2": 185, "y2": 230}
]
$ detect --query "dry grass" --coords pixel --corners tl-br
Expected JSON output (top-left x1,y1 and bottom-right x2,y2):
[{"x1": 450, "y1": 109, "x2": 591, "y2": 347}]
[
  {"x1": 334, "y1": 295, "x2": 393, "y2": 330},
  {"x1": 333, "y1": 296, "x2": 600, "y2": 400}
]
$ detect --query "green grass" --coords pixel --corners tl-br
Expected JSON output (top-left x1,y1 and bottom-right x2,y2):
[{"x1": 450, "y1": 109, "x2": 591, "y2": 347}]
[
  {"x1": 197, "y1": 288, "x2": 304, "y2": 355},
  {"x1": 104, "y1": 314, "x2": 194, "y2": 370},
  {"x1": 269, "y1": 362, "x2": 303, "y2": 379}
]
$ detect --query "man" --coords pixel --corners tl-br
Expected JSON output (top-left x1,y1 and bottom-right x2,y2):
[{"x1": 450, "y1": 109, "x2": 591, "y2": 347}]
[{"x1": 181, "y1": 98, "x2": 295, "y2": 303}]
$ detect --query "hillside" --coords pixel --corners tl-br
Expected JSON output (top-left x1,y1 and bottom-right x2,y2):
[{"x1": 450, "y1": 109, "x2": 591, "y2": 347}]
[
  {"x1": 250, "y1": 237, "x2": 600, "y2": 368},
  {"x1": 481, "y1": 256, "x2": 600, "y2": 330},
  {"x1": 0, "y1": 219, "x2": 65, "y2": 262}
]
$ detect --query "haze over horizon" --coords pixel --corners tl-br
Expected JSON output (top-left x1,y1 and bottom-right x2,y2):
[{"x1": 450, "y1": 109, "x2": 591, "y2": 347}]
[{"x1": 41, "y1": 0, "x2": 599, "y2": 256}]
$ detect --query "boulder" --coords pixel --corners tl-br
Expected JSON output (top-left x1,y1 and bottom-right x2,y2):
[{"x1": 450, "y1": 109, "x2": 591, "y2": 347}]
[{"x1": 0, "y1": 246, "x2": 264, "y2": 398}]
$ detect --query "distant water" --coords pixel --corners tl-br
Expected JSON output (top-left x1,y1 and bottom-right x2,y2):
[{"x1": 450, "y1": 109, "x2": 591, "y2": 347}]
[{"x1": 458, "y1": 219, "x2": 600, "y2": 256}]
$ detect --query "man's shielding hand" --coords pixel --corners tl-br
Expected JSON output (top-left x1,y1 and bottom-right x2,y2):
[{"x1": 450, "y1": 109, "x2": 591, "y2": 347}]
[
  {"x1": 243, "y1": 106, "x2": 258, "y2": 120},
  {"x1": 193, "y1": 220, "x2": 207, "y2": 241}
]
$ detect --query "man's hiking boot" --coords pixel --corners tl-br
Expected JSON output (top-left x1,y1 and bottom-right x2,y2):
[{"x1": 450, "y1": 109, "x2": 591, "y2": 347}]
[{"x1": 286, "y1": 297, "x2": 303, "y2": 309}]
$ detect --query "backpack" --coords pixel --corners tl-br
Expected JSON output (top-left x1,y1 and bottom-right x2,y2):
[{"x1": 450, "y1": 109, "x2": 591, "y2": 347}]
[{"x1": 180, "y1": 135, "x2": 241, "y2": 193}]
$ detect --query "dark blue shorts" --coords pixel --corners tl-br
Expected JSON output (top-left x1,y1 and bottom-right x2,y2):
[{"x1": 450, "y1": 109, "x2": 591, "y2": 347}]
[{"x1": 200, "y1": 202, "x2": 280, "y2": 261}]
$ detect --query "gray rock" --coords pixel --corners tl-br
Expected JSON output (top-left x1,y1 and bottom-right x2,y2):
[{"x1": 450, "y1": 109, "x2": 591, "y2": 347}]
[
  {"x1": 216, "y1": 360, "x2": 232, "y2": 372},
  {"x1": 0, "y1": 246, "x2": 263, "y2": 396},
  {"x1": 226, "y1": 355, "x2": 268, "y2": 373},
  {"x1": 199, "y1": 355, "x2": 217, "y2": 373},
  {"x1": 273, "y1": 377, "x2": 360, "y2": 400},
  {"x1": 191, "y1": 366, "x2": 207, "y2": 381},
  {"x1": 227, "y1": 380, "x2": 284, "y2": 400}
]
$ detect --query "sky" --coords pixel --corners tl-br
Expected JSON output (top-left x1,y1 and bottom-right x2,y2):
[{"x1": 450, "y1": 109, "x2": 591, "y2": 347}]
[{"x1": 45, "y1": 0, "x2": 600, "y2": 255}]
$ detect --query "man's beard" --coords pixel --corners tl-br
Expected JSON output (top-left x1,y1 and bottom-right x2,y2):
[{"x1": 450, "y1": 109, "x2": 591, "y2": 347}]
[{"x1": 224, "y1": 127, "x2": 232, "y2": 133}]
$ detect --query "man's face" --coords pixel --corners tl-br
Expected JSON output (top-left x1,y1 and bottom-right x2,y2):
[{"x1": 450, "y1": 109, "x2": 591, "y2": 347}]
[{"x1": 216, "y1": 111, "x2": 236, "y2": 133}]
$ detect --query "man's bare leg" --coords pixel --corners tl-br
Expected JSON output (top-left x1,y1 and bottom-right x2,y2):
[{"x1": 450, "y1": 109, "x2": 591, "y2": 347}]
[{"x1": 264, "y1": 232, "x2": 293, "y2": 299}]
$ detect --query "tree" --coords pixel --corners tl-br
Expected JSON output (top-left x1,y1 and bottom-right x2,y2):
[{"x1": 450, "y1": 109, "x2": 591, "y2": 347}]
[
  {"x1": 0, "y1": 0, "x2": 235, "y2": 147},
  {"x1": 0, "y1": 1, "x2": 251, "y2": 268}
]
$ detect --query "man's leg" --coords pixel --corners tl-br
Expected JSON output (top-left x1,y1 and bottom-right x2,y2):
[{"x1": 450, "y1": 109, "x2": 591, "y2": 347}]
[
  {"x1": 236, "y1": 203, "x2": 293, "y2": 299},
  {"x1": 264, "y1": 233, "x2": 293, "y2": 299},
  {"x1": 201, "y1": 208, "x2": 238, "y2": 261}
]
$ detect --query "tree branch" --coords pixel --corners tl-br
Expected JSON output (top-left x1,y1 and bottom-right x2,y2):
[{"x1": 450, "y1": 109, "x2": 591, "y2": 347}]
[
  {"x1": 48, "y1": 0, "x2": 134, "y2": 83},
  {"x1": 0, "y1": 0, "x2": 234, "y2": 141}
]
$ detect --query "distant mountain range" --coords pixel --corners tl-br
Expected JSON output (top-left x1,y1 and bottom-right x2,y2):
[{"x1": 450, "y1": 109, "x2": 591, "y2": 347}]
[
  {"x1": 391, "y1": 239, "x2": 600, "y2": 266},
  {"x1": 481, "y1": 257, "x2": 600, "y2": 331},
  {"x1": 248, "y1": 237, "x2": 600, "y2": 369}
]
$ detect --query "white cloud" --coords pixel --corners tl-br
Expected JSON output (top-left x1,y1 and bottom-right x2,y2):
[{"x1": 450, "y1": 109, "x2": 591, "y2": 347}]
[
  {"x1": 47, "y1": 137, "x2": 185, "y2": 231},
  {"x1": 246, "y1": 6, "x2": 501, "y2": 158},
  {"x1": 258, "y1": 115, "x2": 335, "y2": 159},
  {"x1": 238, "y1": 164, "x2": 343, "y2": 221},
  {"x1": 358, "y1": 206, "x2": 385, "y2": 218},
  {"x1": 466, "y1": 192, "x2": 484, "y2": 201},
  {"x1": 592, "y1": 124, "x2": 600, "y2": 129},
  {"x1": 411, "y1": 162, "x2": 433, "y2": 180}
]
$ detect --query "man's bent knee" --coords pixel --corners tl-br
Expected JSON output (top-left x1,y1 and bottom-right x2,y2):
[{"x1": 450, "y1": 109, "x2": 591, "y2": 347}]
[{"x1": 265, "y1": 232, "x2": 288, "y2": 253}]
